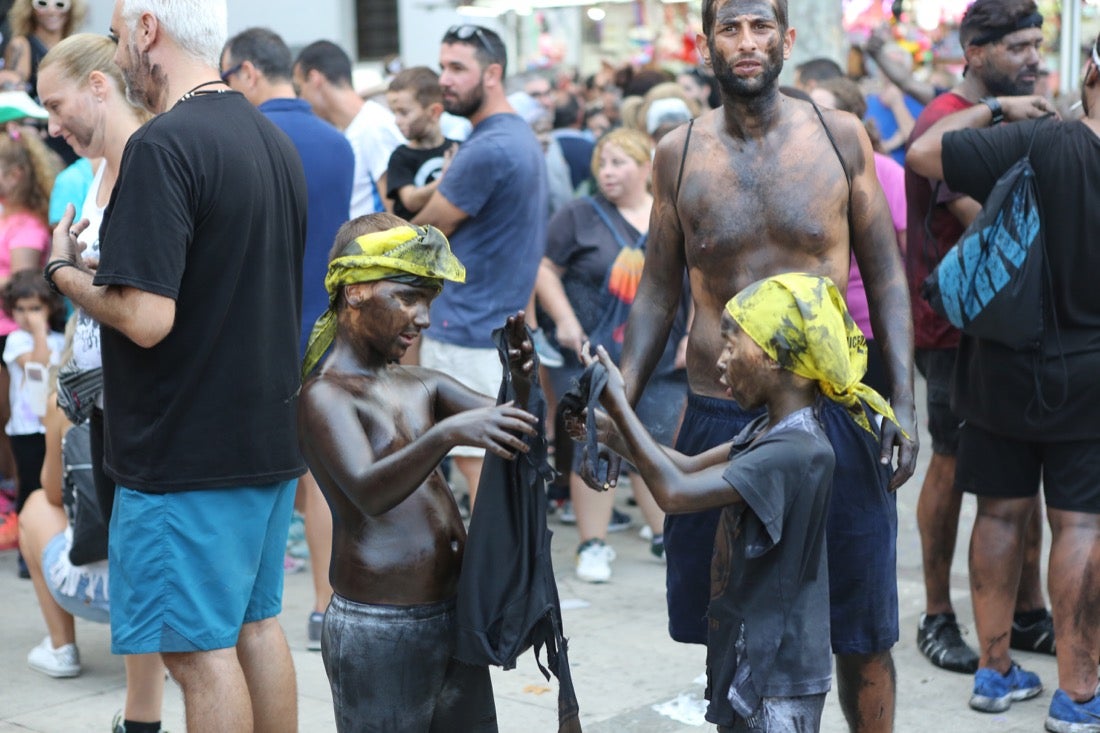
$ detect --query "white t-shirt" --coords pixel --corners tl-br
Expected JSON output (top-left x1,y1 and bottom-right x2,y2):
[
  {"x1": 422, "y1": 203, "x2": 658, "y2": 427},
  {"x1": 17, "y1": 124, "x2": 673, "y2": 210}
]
[
  {"x1": 3, "y1": 329, "x2": 65, "y2": 435},
  {"x1": 344, "y1": 100, "x2": 405, "y2": 217},
  {"x1": 72, "y1": 160, "x2": 107, "y2": 373}
]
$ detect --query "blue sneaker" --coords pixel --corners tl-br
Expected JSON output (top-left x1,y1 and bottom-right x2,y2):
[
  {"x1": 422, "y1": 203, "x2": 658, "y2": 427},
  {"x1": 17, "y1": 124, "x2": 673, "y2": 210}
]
[
  {"x1": 1046, "y1": 688, "x2": 1100, "y2": 732},
  {"x1": 531, "y1": 328, "x2": 565, "y2": 368},
  {"x1": 970, "y1": 664, "x2": 1043, "y2": 712}
]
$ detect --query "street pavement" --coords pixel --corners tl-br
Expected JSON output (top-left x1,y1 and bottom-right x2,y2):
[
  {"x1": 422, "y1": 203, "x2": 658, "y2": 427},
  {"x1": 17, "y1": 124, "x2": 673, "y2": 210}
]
[{"x1": 0, "y1": 378, "x2": 1062, "y2": 731}]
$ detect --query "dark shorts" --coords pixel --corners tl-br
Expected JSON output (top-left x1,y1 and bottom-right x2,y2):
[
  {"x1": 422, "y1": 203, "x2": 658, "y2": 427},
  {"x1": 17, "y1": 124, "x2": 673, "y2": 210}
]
[
  {"x1": 716, "y1": 693, "x2": 826, "y2": 733},
  {"x1": 914, "y1": 348, "x2": 961, "y2": 456},
  {"x1": 667, "y1": 393, "x2": 898, "y2": 655},
  {"x1": 322, "y1": 594, "x2": 497, "y2": 733},
  {"x1": 956, "y1": 422, "x2": 1100, "y2": 513}
]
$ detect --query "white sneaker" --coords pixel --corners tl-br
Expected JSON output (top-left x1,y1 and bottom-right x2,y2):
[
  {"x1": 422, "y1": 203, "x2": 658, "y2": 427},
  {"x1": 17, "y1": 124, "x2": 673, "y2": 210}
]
[
  {"x1": 575, "y1": 539, "x2": 616, "y2": 583},
  {"x1": 27, "y1": 636, "x2": 80, "y2": 678}
]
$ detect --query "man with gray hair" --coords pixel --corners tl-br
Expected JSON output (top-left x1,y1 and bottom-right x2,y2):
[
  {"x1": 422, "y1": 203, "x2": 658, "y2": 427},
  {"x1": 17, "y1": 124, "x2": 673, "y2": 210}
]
[{"x1": 45, "y1": 1, "x2": 307, "y2": 730}]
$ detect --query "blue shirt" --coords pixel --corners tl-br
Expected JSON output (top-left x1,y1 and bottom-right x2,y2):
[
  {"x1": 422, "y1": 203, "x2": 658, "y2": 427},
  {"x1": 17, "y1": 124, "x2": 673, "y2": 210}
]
[
  {"x1": 259, "y1": 98, "x2": 355, "y2": 357},
  {"x1": 431, "y1": 113, "x2": 548, "y2": 348},
  {"x1": 49, "y1": 157, "x2": 94, "y2": 226},
  {"x1": 865, "y1": 92, "x2": 924, "y2": 166}
]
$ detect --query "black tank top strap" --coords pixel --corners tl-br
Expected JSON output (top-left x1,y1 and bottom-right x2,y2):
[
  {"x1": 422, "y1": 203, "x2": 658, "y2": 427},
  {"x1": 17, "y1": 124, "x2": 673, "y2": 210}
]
[
  {"x1": 674, "y1": 118, "x2": 694, "y2": 203},
  {"x1": 809, "y1": 101, "x2": 852, "y2": 232}
]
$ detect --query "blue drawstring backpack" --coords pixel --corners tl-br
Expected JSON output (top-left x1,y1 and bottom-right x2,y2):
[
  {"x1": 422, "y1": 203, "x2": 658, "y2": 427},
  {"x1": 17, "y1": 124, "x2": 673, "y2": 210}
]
[{"x1": 921, "y1": 120, "x2": 1047, "y2": 351}]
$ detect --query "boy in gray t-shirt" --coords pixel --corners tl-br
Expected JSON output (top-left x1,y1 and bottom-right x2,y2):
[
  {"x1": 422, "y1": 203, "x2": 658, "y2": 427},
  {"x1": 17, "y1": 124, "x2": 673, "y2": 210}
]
[{"x1": 571, "y1": 273, "x2": 904, "y2": 731}]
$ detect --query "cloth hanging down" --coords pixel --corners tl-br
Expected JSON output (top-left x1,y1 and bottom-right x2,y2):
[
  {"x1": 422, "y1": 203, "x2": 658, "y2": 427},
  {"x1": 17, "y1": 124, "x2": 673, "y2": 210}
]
[{"x1": 454, "y1": 326, "x2": 582, "y2": 733}]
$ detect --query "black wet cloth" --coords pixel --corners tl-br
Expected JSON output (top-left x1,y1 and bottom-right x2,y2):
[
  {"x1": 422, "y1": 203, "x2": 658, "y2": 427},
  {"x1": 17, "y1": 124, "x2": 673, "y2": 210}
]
[
  {"x1": 455, "y1": 327, "x2": 582, "y2": 733},
  {"x1": 556, "y1": 361, "x2": 612, "y2": 488}
]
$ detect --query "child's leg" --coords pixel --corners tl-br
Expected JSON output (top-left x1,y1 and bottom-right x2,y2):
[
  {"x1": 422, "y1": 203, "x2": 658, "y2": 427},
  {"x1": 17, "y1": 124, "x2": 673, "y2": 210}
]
[
  {"x1": 17, "y1": 490, "x2": 75, "y2": 646},
  {"x1": 11, "y1": 433, "x2": 47, "y2": 513}
]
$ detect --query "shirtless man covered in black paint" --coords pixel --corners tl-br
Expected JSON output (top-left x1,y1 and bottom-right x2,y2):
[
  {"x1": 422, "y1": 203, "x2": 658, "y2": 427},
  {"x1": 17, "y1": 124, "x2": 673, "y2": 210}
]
[{"x1": 611, "y1": 1, "x2": 919, "y2": 730}]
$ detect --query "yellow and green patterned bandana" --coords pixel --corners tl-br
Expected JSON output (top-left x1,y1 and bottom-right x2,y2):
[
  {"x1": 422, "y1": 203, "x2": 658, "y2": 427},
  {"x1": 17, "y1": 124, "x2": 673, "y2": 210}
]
[
  {"x1": 724, "y1": 272, "x2": 902, "y2": 435},
  {"x1": 301, "y1": 225, "x2": 465, "y2": 378}
]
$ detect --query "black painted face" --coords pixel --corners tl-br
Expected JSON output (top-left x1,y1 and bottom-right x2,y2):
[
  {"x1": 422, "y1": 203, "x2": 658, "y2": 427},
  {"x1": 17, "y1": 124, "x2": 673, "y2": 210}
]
[
  {"x1": 349, "y1": 280, "x2": 438, "y2": 362},
  {"x1": 716, "y1": 311, "x2": 771, "y2": 408},
  {"x1": 976, "y1": 27, "x2": 1043, "y2": 97},
  {"x1": 708, "y1": 0, "x2": 787, "y2": 99}
]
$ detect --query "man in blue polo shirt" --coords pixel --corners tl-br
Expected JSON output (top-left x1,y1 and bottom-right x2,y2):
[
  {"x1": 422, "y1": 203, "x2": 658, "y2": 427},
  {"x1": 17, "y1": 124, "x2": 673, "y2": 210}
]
[
  {"x1": 221, "y1": 26, "x2": 354, "y2": 652},
  {"x1": 413, "y1": 25, "x2": 548, "y2": 507}
]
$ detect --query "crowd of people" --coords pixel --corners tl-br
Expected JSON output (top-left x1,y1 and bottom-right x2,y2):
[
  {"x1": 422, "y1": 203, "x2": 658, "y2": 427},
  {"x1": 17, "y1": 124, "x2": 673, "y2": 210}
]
[{"x1": 0, "y1": 0, "x2": 1097, "y2": 731}]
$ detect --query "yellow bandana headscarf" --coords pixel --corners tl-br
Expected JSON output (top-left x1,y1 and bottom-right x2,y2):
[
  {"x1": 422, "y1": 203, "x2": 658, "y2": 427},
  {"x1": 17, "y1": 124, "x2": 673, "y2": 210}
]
[
  {"x1": 724, "y1": 272, "x2": 903, "y2": 436},
  {"x1": 301, "y1": 225, "x2": 466, "y2": 378}
]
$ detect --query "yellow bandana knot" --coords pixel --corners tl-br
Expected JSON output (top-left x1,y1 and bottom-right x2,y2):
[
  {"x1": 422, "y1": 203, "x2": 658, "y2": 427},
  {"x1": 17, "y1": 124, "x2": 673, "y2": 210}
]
[
  {"x1": 724, "y1": 272, "x2": 904, "y2": 436},
  {"x1": 301, "y1": 225, "x2": 465, "y2": 378}
]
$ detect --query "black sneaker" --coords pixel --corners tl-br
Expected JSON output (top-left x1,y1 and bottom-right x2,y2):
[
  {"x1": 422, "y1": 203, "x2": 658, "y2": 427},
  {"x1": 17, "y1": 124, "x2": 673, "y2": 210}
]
[
  {"x1": 1011, "y1": 609, "x2": 1056, "y2": 655},
  {"x1": 917, "y1": 613, "x2": 979, "y2": 673},
  {"x1": 607, "y1": 508, "x2": 632, "y2": 533}
]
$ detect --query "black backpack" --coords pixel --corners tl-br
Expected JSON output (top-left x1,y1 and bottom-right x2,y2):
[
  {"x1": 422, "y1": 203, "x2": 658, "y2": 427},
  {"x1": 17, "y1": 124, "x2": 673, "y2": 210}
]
[
  {"x1": 61, "y1": 421, "x2": 109, "y2": 566},
  {"x1": 921, "y1": 119, "x2": 1048, "y2": 351}
]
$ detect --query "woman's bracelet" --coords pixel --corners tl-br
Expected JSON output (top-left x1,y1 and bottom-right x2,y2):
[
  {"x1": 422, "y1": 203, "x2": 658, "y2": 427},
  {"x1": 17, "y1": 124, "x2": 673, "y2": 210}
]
[{"x1": 44, "y1": 258, "x2": 78, "y2": 294}]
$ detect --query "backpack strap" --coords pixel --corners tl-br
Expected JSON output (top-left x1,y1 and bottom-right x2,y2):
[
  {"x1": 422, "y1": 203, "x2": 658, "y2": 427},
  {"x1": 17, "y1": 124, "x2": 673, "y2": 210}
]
[{"x1": 583, "y1": 196, "x2": 645, "y2": 250}]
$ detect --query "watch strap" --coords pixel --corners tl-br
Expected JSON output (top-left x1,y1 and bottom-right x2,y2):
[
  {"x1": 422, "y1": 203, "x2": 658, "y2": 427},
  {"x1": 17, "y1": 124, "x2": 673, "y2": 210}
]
[{"x1": 980, "y1": 96, "x2": 1004, "y2": 125}]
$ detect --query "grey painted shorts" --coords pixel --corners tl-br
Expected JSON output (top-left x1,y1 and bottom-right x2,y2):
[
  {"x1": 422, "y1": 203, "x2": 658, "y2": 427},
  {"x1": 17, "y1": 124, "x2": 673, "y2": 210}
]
[
  {"x1": 718, "y1": 694, "x2": 827, "y2": 733},
  {"x1": 322, "y1": 594, "x2": 497, "y2": 733}
]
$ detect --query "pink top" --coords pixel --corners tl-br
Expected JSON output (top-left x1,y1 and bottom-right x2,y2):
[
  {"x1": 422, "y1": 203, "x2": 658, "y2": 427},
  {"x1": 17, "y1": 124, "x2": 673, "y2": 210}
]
[
  {"x1": 0, "y1": 211, "x2": 50, "y2": 336},
  {"x1": 847, "y1": 153, "x2": 906, "y2": 339}
]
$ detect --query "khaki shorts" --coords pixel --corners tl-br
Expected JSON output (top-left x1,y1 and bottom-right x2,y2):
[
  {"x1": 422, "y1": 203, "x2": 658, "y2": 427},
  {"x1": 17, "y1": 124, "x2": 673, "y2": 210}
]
[{"x1": 420, "y1": 337, "x2": 503, "y2": 458}]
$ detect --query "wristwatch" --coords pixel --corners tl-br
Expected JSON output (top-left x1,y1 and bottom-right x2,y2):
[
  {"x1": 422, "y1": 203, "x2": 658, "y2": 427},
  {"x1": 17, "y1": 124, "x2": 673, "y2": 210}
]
[{"x1": 980, "y1": 97, "x2": 1004, "y2": 126}]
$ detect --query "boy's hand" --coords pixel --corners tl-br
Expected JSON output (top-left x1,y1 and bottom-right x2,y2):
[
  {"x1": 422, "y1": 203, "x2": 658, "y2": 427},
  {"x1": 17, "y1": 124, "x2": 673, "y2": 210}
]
[
  {"x1": 562, "y1": 403, "x2": 619, "y2": 448},
  {"x1": 441, "y1": 401, "x2": 537, "y2": 459},
  {"x1": 579, "y1": 343, "x2": 626, "y2": 401},
  {"x1": 505, "y1": 311, "x2": 535, "y2": 377}
]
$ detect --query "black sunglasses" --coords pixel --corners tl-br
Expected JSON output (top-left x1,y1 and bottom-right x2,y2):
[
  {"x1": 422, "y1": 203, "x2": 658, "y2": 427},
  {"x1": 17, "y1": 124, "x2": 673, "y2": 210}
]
[
  {"x1": 445, "y1": 25, "x2": 494, "y2": 56},
  {"x1": 220, "y1": 62, "x2": 244, "y2": 84}
]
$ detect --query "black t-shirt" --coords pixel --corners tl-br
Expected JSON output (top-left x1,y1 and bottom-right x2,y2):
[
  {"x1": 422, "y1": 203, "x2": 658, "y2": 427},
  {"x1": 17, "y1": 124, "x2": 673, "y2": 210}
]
[
  {"x1": 94, "y1": 92, "x2": 308, "y2": 492},
  {"x1": 705, "y1": 408, "x2": 834, "y2": 726},
  {"x1": 385, "y1": 139, "x2": 457, "y2": 220},
  {"x1": 943, "y1": 118, "x2": 1100, "y2": 439},
  {"x1": 544, "y1": 193, "x2": 689, "y2": 376}
]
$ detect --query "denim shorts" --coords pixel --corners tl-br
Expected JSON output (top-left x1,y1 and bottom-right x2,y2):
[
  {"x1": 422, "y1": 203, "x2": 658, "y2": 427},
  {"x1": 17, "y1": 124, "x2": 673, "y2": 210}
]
[
  {"x1": 666, "y1": 393, "x2": 898, "y2": 655},
  {"x1": 43, "y1": 531, "x2": 110, "y2": 624},
  {"x1": 108, "y1": 480, "x2": 296, "y2": 654},
  {"x1": 322, "y1": 594, "x2": 497, "y2": 732}
]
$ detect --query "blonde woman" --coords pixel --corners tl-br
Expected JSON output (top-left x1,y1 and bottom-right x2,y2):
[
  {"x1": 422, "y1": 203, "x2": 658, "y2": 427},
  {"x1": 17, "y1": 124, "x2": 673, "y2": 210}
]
[
  {"x1": 31, "y1": 33, "x2": 165, "y2": 733},
  {"x1": 537, "y1": 128, "x2": 688, "y2": 583}
]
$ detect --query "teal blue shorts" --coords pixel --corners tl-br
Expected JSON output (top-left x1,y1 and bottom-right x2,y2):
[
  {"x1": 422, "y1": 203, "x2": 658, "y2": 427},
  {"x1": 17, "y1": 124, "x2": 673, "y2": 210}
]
[{"x1": 108, "y1": 480, "x2": 296, "y2": 654}]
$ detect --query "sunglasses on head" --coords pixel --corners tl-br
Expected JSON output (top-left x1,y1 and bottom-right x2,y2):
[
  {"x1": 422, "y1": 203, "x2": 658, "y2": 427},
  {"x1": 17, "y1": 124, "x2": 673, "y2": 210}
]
[
  {"x1": 445, "y1": 24, "x2": 494, "y2": 56},
  {"x1": 32, "y1": 0, "x2": 71, "y2": 11}
]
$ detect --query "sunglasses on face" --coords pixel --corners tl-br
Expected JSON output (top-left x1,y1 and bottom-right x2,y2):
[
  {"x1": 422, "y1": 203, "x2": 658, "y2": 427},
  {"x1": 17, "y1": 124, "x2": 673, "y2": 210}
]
[
  {"x1": 445, "y1": 25, "x2": 494, "y2": 56},
  {"x1": 32, "y1": 0, "x2": 71, "y2": 12},
  {"x1": 220, "y1": 62, "x2": 243, "y2": 84}
]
